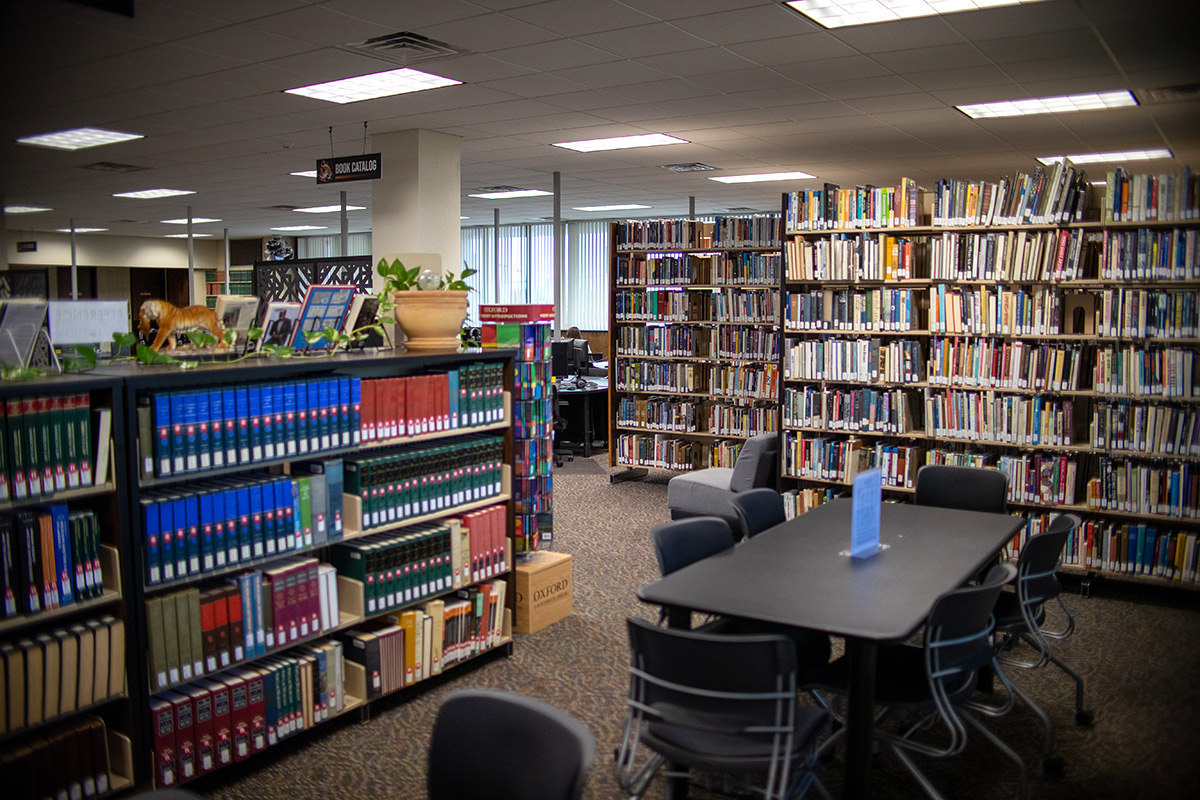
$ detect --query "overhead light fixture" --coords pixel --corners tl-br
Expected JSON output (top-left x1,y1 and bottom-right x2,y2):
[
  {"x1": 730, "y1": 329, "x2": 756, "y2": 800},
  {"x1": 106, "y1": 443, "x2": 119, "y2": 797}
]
[
  {"x1": 1037, "y1": 149, "x2": 1173, "y2": 165},
  {"x1": 161, "y1": 217, "x2": 221, "y2": 224},
  {"x1": 552, "y1": 133, "x2": 688, "y2": 152},
  {"x1": 294, "y1": 204, "x2": 366, "y2": 213},
  {"x1": 784, "y1": 1, "x2": 1047, "y2": 29},
  {"x1": 4, "y1": 205, "x2": 53, "y2": 214},
  {"x1": 56, "y1": 227, "x2": 107, "y2": 233},
  {"x1": 460, "y1": 216, "x2": 469, "y2": 220},
  {"x1": 271, "y1": 225, "x2": 327, "y2": 231},
  {"x1": 165, "y1": 233, "x2": 213, "y2": 238},
  {"x1": 291, "y1": 170, "x2": 318, "y2": 178},
  {"x1": 573, "y1": 204, "x2": 652, "y2": 212},
  {"x1": 16, "y1": 126, "x2": 143, "y2": 150},
  {"x1": 709, "y1": 171, "x2": 816, "y2": 184},
  {"x1": 957, "y1": 90, "x2": 1138, "y2": 119},
  {"x1": 113, "y1": 188, "x2": 196, "y2": 199},
  {"x1": 468, "y1": 189, "x2": 553, "y2": 199},
  {"x1": 284, "y1": 67, "x2": 461, "y2": 104}
]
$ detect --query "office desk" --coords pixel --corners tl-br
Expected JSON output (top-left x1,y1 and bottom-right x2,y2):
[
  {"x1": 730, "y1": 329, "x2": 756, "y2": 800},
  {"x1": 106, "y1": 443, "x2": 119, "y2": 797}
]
[
  {"x1": 556, "y1": 377, "x2": 607, "y2": 457},
  {"x1": 637, "y1": 499, "x2": 1021, "y2": 800}
]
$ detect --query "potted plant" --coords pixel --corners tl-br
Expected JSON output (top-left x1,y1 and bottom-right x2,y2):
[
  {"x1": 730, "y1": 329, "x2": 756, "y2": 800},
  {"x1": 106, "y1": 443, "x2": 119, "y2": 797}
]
[{"x1": 377, "y1": 258, "x2": 476, "y2": 350}]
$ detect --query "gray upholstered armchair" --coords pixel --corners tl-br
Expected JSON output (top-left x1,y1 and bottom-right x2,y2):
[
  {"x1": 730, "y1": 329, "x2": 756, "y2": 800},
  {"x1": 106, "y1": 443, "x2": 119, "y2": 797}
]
[{"x1": 665, "y1": 433, "x2": 779, "y2": 539}]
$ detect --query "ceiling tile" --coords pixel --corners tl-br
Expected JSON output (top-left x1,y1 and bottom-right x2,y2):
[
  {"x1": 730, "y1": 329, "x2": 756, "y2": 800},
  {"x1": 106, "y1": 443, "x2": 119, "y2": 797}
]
[
  {"x1": 551, "y1": 60, "x2": 671, "y2": 89},
  {"x1": 477, "y1": 72, "x2": 592, "y2": 98},
  {"x1": 577, "y1": 23, "x2": 715, "y2": 59},
  {"x1": 635, "y1": 47, "x2": 758, "y2": 78},
  {"x1": 608, "y1": 79, "x2": 712, "y2": 104},
  {"x1": 809, "y1": 75, "x2": 921, "y2": 101},
  {"x1": 419, "y1": 11, "x2": 560, "y2": 52},
  {"x1": 537, "y1": 88, "x2": 632, "y2": 111},
  {"x1": 827, "y1": 16, "x2": 964, "y2": 53},
  {"x1": 685, "y1": 67, "x2": 798, "y2": 96},
  {"x1": 972, "y1": 29, "x2": 1105, "y2": 64},
  {"x1": 241, "y1": 4, "x2": 396, "y2": 47},
  {"x1": 504, "y1": 0, "x2": 656, "y2": 36},
  {"x1": 943, "y1": 1, "x2": 1090, "y2": 40},
  {"x1": 491, "y1": 39, "x2": 620, "y2": 71},
  {"x1": 773, "y1": 56, "x2": 893, "y2": 84},
  {"x1": 612, "y1": 0, "x2": 768, "y2": 22},
  {"x1": 902, "y1": 65, "x2": 1018, "y2": 93},
  {"x1": 844, "y1": 93, "x2": 944, "y2": 114},
  {"x1": 669, "y1": 4, "x2": 816, "y2": 46},
  {"x1": 872, "y1": 44, "x2": 991, "y2": 75},
  {"x1": 725, "y1": 33, "x2": 858, "y2": 66}
]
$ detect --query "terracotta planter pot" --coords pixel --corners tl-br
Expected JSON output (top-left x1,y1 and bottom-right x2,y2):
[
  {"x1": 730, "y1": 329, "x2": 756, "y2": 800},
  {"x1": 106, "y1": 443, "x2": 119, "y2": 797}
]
[{"x1": 392, "y1": 289, "x2": 468, "y2": 349}]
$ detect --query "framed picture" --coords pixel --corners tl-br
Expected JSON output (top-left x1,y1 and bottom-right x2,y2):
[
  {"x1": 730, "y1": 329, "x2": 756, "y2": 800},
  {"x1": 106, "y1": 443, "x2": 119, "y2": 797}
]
[
  {"x1": 214, "y1": 295, "x2": 261, "y2": 351},
  {"x1": 257, "y1": 300, "x2": 302, "y2": 350},
  {"x1": 291, "y1": 284, "x2": 356, "y2": 350}
]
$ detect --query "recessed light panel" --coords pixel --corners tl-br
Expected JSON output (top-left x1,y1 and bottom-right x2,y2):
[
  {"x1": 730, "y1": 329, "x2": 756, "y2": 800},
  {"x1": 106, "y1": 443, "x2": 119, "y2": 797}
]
[
  {"x1": 165, "y1": 233, "x2": 213, "y2": 238},
  {"x1": 56, "y1": 227, "x2": 108, "y2": 233},
  {"x1": 284, "y1": 67, "x2": 461, "y2": 104},
  {"x1": 4, "y1": 205, "x2": 52, "y2": 214},
  {"x1": 17, "y1": 127, "x2": 143, "y2": 150},
  {"x1": 468, "y1": 189, "x2": 553, "y2": 199},
  {"x1": 294, "y1": 205, "x2": 367, "y2": 213},
  {"x1": 161, "y1": 217, "x2": 221, "y2": 224},
  {"x1": 785, "y1": 0, "x2": 1047, "y2": 29},
  {"x1": 553, "y1": 133, "x2": 688, "y2": 152},
  {"x1": 291, "y1": 170, "x2": 318, "y2": 178},
  {"x1": 1037, "y1": 149, "x2": 1173, "y2": 165},
  {"x1": 271, "y1": 225, "x2": 328, "y2": 231},
  {"x1": 958, "y1": 90, "x2": 1137, "y2": 119},
  {"x1": 709, "y1": 171, "x2": 816, "y2": 184},
  {"x1": 113, "y1": 189, "x2": 196, "y2": 199},
  {"x1": 573, "y1": 204, "x2": 652, "y2": 212}
]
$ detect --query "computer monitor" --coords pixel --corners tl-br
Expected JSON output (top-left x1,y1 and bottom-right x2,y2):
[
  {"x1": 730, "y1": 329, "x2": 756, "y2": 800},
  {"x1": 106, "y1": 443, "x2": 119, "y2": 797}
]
[{"x1": 551, "y1": 338, "x2": 590, "y2": 385}]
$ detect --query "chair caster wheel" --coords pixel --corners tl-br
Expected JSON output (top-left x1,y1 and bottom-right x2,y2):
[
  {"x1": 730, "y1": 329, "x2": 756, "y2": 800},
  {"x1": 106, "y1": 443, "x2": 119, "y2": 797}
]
[
  {"x1": 1075, "y1": 709, "x2": 1094, "y2": 726},
  {"x1": 1043, "y1": 755, "x2": 1064, "y2": 774}
]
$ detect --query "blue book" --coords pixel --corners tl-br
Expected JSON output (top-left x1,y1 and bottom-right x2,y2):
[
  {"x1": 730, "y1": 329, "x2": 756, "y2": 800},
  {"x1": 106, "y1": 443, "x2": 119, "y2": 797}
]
[
  {"x1": 141, "y1": 497, "x2": 162, "y2": 585},
  {"x1": 50, "y1": 504, "x2": 74, "y2": 606},
  {"x1": 196, "y1": 390, "x2": 212, "y2": 470},
  {"x1": 154, "y1": 393, "x2": 173, "y2": 477},
  {"x1": 296, "y1": 381, "x2": 311, "y2": 455},
  {"x1": 337, "y1": 378, "x2": 351, "y2": 447},
  {"x1": 283, "y1": 383, "x2": 298, "y2": 456},
  {"x1": 210, "y1": 488, "x2": 230, "y2": 567},
  {"x1": 170, "y1": 496, "x2": 191, "y2": 578},
  {"x1": 250, "y1": 571, "x2": 265, "y2": 655},
  {"x1": 446, "y1": 370, "x2": 459, "y2": 429},
  {"x1": 158, "y1": 497, "x2": 176, "y2": 582},
  {"x1": 260, "y1": 384, "x2": 276, "y2": 460},
  {"x1": 221, "y1": 388, "x2": 237, "y2": 466},
  {"x1": 209, "y1": 390, "x2": 225, "y2": 469},
  {"x1": 322, "y1": 459, "x2": 344, "y2": 542},
  {"x1": 199, "y1": 490, "x2": 216, "y2": 571},
  {"x1": 169, "y1": 392, "x2": 187, "y2": 474},
  {"x1": 248, "y1": 386, "x2": 263, "y2": 462},
  {"x1": 233, "y1": 485, "x2": 252, "y2": 562},
  {"x1": 248, "y1": 482, "x2": 266, "y2": 559},
  {"x1": 272, "y1": 385, "x2": 286, "y2": 457},
  {"x1": 350, "y1": 377, "x2": 362, "y2": 444},
  {"x1": 184, "y1": 494, "x2": 201, "y2": 576},
  {"x1": 307, "y1": 381, "x2": 322, "y2": 453},
  {"x1": 182, "y1": 391, "x2": 199, "y2": 473},
  {"x1": 235, "y1": 387, "x2": 251, "y2": 465},
  {"x1": 233, "y1": 574, "x2": 256, "y2": 658},
  {"x1": 276, "y1": 477, "x2": 297, "y2": 552},
  {"x1": 317, "y1": 380, "x2": 331, "y2": 451}
]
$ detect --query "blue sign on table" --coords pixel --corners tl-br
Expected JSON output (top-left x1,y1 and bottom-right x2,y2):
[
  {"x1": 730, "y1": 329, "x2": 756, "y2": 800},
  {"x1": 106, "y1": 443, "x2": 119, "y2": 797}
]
[{"x1": 850, "y1": 467, "x2": 883, "y2": 559}]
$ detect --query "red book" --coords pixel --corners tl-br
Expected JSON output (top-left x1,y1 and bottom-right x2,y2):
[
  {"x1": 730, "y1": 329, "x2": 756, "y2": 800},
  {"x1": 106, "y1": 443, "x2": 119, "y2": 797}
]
[
  {"x1": 199, "y1": 590, "x2": 219, "y2": 674},
  {"x1": 224, "y1": 584, "x2": 245, "y2": 663},
  {"x1": 162, "y1": 691, "x2": 196, "y2": 783},
  {"x1": 265, "y1": 567, "x2": 288, "y2": 647},
  {"x1": 212, "y1": 587, "x2": 231, "y2": 668},
  {"x1": 390, "y1": 376, "x2": 404, "y2": 437},
  {"x1": 283, "y1": 563, "x2": 300, "y2": 643},
  {"x1": 306, "y1": 559, "x2": 321, "y2": 636},
  {"x1": 196, "y1": 677, "x2": 233, "y2": 768},
  {"x1": 149, "y1": 696, "x2": 178, "y2": 788},
  {"x1": 181, "y1": 684, "x2": 214, "y2": 777},
  {"x1": 294, "y1": 560, "x2": 311, "y2": 638},
  {"x1": 230, "y1": 667, "x2": 267, "y2": 754},
  {"x1": 219, "y1": 672, "x2": 251, "y2": 762}
]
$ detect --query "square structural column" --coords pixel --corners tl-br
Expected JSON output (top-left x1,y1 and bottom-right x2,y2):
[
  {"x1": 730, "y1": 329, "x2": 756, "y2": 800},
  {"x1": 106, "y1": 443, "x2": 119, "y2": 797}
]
[{"x1": 371, "y1": 129, "x2": 462, "y2": 285}]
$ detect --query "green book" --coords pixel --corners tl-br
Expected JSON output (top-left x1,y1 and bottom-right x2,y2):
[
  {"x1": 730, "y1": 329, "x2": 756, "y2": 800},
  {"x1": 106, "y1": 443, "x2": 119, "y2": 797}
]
[
  {"x1": 24, "y1": 396, "x2": 44, "y2": 497},
  {"x1": 296, "y1": 475, "x2": 313, "y2": 548},
  {"x1": 50, "y1": 395, "x2": 68, "y2": 492},
  {"x1": 76, "y1": 393, "x2": 93, "y2": 487}
]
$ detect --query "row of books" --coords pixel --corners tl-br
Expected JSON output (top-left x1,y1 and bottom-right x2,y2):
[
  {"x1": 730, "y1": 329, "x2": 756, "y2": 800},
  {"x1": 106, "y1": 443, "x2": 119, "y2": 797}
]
[
  {"x1": 1093, "y1": 344, "x2": 1197, "y2": 397},
  {"x1": 513, "y1": 398, "x2": 553, "y2": 441},
  {"x1": 141, "y1": 461, "x2": 343, "y2": 586},
  {"x1": 614, "y1": 434, "x2": 700, "y2": 471},
  {"x1": 1059, "y1": 519, "x2": 1200, "y2": 582},
  {"x1": 707, "y1": 326, "x2": 779, "y2": 360},
  {"x1": 1, "y1": 615, "x2": 124, "y2": 734},
  {"x1": 707, "y1": 363, "x2": 780, "y2": 401},
  {"x1": 360, "y1": 363, "x2": 506, "y2": 444},
  {"x1": 711, "y1": 215, "x2": 783, "y2": 249},
  {"x1": 513, "y1": 476, "x2": 552, "y2": 516},
  {"x1": 1100, "y1": 227, "x2": 1199, "y2": 281},
  {"x1": 996, "y1": 454, "x2": 1080, "y2": 507},
  {"x1": 1, "y1": 508, "x2": 104, "y2": 617},
  {"x1": 782, "y1": 486, "x2": 838, "y2": 519},
  {"x1": 784, "y1": 178, "x2": 921, "y2": 231},
  {"x1": 617, "y1": 396, "x2": 699, "y2": 433},
  {"x1": 783, "y1": 337, "x2": 925, "y2": 384},
  {"x1": 615, "y1": 324, "x2": 706, "y2": 359},
  {"x1": 1087, "y1": 458, "x2": 1196, "y2": 519},
  {"x1": 932, "y1": 163, "x2": 1089, "y2": 227},
  {"x1": 146, "y1": 559, "x2": 339, "y2": 691},
  {"x1": 784, "y1": 288, "x2": 918, "y2": 332},
  {"x1": 514, "y1": 437, "x2": 552, "y2": 478},
  {"x1": 928, "y1": 284, "x2": 1063, "y2": 336},
  {"x1": 146, "y1": 378, "x2": 360, "y2": 479},
  {"x1": 2, "y1": 393, "x2": 96, "y2": 502},
  {"x1": 515, "y1": 360, "x2": 551, "y2": 401},
  {"x1": 1091, "y1": 400, "x2": 1200, "y2": 458},
  {"x1": 708, "y1": 402, "x2": 777, "y2": 438},
  {"x1": 786, "y1": 232, "x2": 919, "y2": 281},
  {"x1": 614, "y1": 360, "x2": 706, "y2": 394},
  {"x1": 707, "y1": 439, "x2": 742, "y2": 469},
  {"x1": 612, "y1": 219, "x2": 716, "y2": 251},
  {"x1": 1103, "y1": 167, "x2": 1198, "y2": 223},
  {"x1": 150, "y1": 642, "x2": 347, "y2": 787},
  {"x1": 783, "y1": 386, "x2": 920, "y2": 435},
  {"x1": 927, "y1": 337, "x2": 1087, "y2": 393},
  {"x1": 928, "y1": 228, "x2": 1098, "y2": 283},
  {"x1": 922, "y1": 388, "x2": 1078, "y2": 446},
  {"x1": 781, "y1": 433, "x2": 871, "y2": 484},
  {"x1": 708, "y1": 288, "x2": 779, "y2": 324},
  {"x1": 0, "y1": 715, "x2": 114, "y2": 799},
  {"x1": 343, "y1": 436, "x2": 504, "y2": 532},
  {"x1": 713, "y1": 251, "x2": 780, "y2": 285},
  {"x1": 1094, "y1": 288, "x2": 1198, "y2": 339},
  {"x1": 614, "y1": 289, "x2": 698, "y2": 322},
  {"x1": 480, "y1": 317, "x2": 552, "y2": 363},
  {"x1": 872, "y1": 443, "x2": 924, "y2": 489},
  {"x1": 614, "y1": 253, "x2": 722, "y2": 287}
]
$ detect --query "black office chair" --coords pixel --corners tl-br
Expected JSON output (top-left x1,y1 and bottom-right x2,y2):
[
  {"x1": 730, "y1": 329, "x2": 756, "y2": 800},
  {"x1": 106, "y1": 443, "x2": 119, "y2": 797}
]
[
  {"x1": 650, "y1": 516, "x2": 736, "y2": 578},
  {"x1": 729, "y1": 487, "x2": 787, "y2": 539},
  {"x1": 805, "y1": 564, "x2": 1027, "y2": 800},
  {"x1": 914, "y1": 464, "x2": 1008, "y2": 514},
  {"x1": 616, "y1": 617, "x2": 832, "y2": 800},
  {"x1": 992, "y1": 513, "x2": 1093, "y2": 773},
  {"x1": 428, "y1": 688, "x2": 595, "y2": 800},
  {"x1": 551, "y1": 383, "x2": 574, "y2": 467}
]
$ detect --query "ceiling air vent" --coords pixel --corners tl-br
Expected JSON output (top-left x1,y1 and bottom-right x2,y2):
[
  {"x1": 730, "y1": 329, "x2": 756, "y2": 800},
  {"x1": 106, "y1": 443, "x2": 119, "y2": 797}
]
[
  {"x1": 1142, "y1": 84, "x2": 1200, "y2": 103},
  {"x1": 476, "y1": 185, "x2": 525, "y2": 193},
  {"x1": 337, "y1": 32, "x2": 469, "y2": 67},
  {"x1": 659, "y1": 163, "x2": 718, "y2": 173},
  {"x1": 80, "y1": 162, "x2": 147, "y2": 173},
  {"x1": 726, "y1": 207, "x2": 758, "y2": 212}
]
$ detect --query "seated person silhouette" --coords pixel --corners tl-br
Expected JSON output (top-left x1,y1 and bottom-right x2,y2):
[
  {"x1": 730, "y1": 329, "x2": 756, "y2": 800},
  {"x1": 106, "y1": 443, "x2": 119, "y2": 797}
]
[{"x1": 266, "y1": 310, "x2": 294, "y2": 346}]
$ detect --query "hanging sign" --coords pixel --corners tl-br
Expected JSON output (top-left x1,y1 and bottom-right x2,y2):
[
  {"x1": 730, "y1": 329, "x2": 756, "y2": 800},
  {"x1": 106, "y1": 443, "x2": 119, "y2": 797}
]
[{"x1": 315, "y1": 153, "x2": 382, "y2": 184}]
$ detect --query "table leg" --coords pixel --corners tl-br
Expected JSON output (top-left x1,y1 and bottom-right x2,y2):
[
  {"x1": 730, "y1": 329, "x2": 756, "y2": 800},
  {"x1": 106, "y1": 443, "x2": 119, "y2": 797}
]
[
  {"x1": 845, "y1": 637, "x2": 877, "y2": 800},
  {"x1": 582, "y1": 391, "x2": 593, "y2": 457}
]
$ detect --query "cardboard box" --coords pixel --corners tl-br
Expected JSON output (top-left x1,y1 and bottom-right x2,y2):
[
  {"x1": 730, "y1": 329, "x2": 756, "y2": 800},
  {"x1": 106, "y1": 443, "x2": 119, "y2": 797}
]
[{"x1": 513, "y1": 551, "x2": 572, "y2": 634}]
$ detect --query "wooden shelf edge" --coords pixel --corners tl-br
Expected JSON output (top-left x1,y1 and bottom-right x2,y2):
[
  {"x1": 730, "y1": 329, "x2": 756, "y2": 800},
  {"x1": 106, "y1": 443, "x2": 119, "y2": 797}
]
[{"x1": 0, "y1": 587, "x2": 122, "y2": 637}]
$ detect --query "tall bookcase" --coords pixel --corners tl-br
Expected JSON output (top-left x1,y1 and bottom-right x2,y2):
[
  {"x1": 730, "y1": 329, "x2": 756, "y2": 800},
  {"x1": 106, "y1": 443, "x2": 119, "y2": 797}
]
[
  {"x1": 1, "y1": 374, "x2": 137, "y2": 799},
  {"x1": 779, "y1": 167, "x2": 1200, "y2": 589},
  {"x1": 107, "y1": 349, "x2": 516, "y2": 788},
  {"x1": 607, "y1": 217, "x2": 783, "y2": 473}
]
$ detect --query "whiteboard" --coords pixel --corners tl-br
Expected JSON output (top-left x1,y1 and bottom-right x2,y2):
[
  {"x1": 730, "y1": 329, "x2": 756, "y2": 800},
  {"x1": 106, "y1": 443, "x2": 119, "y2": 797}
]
[{"x1": 48, "y1": 300, "x2": 130, "y2": 345}]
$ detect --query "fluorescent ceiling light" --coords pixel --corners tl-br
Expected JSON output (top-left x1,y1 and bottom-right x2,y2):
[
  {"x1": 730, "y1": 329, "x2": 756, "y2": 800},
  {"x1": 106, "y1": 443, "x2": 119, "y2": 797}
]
[
  {"x1": 165, "y1": 233, "x2": 213, "y2": 238},
  {"x1": 113, "y1": 188, "x2": 196, "y2": 199},
  {"x1": 460, "y1": 216, "x2": 469, "y2": 220},
  {"x1": 5, "y1": 205, "x2": 52, "y2": 214},
  {"x1": 271, "y1": 225, "x2": 327, "y2": 231},
  {"x1": 161, "y1": 217, "x2": 221, "y2": 224},
  {"x1": 56, "y1": 227, "x2": 107, "y2": 233},
  {"x1": 468, "y1": 189, "x2": 553, "y2": 199},
  {"x1": 16, "y1": 126, "x2": 143, "y2": 150},
  {"x1": 958, "y1": 90, "x2": 1137, "y2": 119},
  {"x1": 1037, "y1": 149, "x2": 1173, "y2": 165},
  {"x1": 785, "y1": 0, "x2": 1047, "y2": 29},
  {"x1": 573, "y1": 204, "x2": 652, "y2": 212},
  {"x1": 284, "y1": 67, "x2": 461, "y2": 104},
  {"x1": 552, "y1": 133, "x2": 688, "y2": 152},
  {"x1": 709, "y1": 171, "x2": 816, "y2": 184},
  {"x1": 291, "y1": 170, "x2": 318, "y2": 178},
  {"x1": 294, "y1": 204, "x2": 366, "y2": 213}
]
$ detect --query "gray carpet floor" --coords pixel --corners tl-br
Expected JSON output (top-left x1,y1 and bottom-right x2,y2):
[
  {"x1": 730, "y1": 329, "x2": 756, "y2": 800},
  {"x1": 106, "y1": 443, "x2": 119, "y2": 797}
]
[{"x1": 199, "y1": 456, "x2": 1200, "y2": 800}]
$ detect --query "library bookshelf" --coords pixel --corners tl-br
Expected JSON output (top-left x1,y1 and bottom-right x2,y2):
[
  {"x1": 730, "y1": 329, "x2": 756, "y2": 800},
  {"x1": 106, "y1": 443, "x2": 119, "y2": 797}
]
[
  {"x1": 778, "y1": 167, "x2": 1200, "y2": 590},
  {"x1": 607, "y1": 217, "x2": 784, "y2": 474},
  {"x1": 90, "y1": 348, "x2": 517, "y2": 790}
]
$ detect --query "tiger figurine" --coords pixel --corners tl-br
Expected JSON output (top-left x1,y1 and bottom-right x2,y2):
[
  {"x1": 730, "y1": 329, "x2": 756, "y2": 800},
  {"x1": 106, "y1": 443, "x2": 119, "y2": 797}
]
[{"x1": 138, "y1": 299, "x2": 227, "y2": 351}]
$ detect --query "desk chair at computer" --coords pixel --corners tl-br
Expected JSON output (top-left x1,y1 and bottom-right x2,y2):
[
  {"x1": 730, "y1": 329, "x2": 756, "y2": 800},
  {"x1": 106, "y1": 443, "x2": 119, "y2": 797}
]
[{"x1": 551, "y1": 383, "x2": 574, "y2": 467}]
